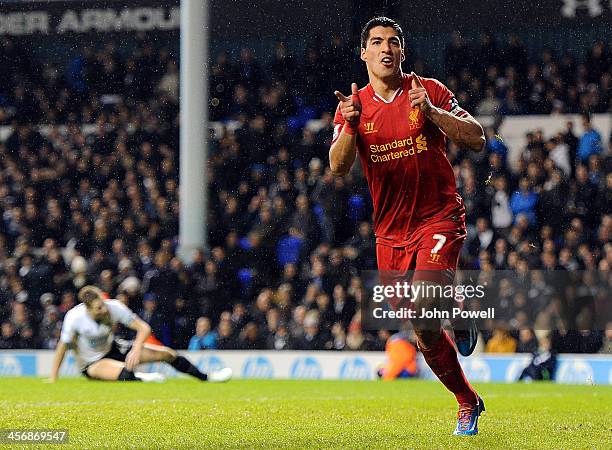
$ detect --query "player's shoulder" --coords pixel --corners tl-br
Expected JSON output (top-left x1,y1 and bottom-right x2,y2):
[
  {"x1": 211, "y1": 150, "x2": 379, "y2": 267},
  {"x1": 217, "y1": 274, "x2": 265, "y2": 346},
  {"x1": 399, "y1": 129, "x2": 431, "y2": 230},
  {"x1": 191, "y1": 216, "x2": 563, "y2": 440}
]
[
  {"x1": 355, "y1": 84, "x2": 375, "y2": 103},
  {"x1": 66, "y1": 302, "x2": 85, "y2": 316},
  {"x1": 411, "y1": 74, "x2": 447, "y2": 90},
  {"x1": 106, "y1": 299, "x2": 135, "y2": 318},
  {"x1": 105, "y1": 299, "x2": 129, "y2": 311},
  {"x1": 63, "y1": 303, "x2": 86, "y2": 322}
]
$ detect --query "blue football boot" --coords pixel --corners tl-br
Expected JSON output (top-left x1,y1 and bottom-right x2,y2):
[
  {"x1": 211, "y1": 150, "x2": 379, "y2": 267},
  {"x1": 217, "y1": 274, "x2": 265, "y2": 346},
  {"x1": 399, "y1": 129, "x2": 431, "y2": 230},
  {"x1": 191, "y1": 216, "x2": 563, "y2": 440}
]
[{"x1": 453, "y1": 396, "x2": 485, "y2": 436}]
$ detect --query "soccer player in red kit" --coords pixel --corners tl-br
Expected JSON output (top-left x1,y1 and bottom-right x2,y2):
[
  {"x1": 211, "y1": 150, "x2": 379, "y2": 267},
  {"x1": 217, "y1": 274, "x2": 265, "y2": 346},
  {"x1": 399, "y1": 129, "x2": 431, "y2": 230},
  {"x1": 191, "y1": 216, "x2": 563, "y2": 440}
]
[{"x1": 329, "y1": 17, "x2": 486, "y2": 436}]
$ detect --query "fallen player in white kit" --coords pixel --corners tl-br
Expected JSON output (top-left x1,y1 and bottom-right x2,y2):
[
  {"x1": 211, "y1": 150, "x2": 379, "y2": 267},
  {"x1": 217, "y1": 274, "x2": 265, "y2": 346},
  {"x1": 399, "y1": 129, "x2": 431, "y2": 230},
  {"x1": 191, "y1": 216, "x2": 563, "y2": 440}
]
[{"x1": 49, "y1": 285, "x2": 232, "y2": 383}]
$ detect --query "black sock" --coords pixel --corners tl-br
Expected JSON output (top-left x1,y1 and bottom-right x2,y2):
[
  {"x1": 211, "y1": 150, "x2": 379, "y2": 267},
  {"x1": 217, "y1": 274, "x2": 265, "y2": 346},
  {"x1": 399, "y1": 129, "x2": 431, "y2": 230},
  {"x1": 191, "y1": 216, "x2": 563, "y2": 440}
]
[
  {"x1": 117, "y1": 368, "x2": 142, "y2": 381},
  {"x1": 170, "y1": 355, "x2": 208, "y2": 381}
]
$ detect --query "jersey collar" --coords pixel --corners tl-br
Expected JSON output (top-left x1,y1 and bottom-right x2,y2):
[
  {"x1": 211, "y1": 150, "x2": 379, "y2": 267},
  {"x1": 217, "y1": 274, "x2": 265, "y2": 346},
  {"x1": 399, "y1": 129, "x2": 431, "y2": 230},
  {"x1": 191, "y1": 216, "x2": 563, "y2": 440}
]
[{"x1": 367, "y1": 75, "x2": 408, "y2": 104}]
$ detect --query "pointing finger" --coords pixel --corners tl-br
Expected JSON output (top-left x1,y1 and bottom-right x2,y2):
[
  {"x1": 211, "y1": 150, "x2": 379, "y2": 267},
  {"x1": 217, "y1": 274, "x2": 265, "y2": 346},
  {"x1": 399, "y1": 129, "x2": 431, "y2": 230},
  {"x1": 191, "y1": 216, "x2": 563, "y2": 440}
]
[
  {"x1": 350, "y1": 83, "x2": 361, "y2": 107},
  {"x1": 334, "y1": 90, "x2": 350, "y2": 102}
]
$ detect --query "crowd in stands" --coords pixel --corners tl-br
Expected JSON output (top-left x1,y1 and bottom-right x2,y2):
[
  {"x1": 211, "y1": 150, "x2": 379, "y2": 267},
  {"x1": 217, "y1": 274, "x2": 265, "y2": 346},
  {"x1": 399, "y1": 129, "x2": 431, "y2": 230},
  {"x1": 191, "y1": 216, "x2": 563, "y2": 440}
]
[
  {"x1": 443, "y1": 32, "x2": 611, "y2": 115},
  {"x1": 0, "y1": 32, "x2": 610, "y2": 354}
]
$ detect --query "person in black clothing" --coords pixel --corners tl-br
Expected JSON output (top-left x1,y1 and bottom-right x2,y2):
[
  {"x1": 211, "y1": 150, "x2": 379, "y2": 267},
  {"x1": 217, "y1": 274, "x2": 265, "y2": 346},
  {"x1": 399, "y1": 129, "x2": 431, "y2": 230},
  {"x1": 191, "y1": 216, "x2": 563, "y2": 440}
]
[
  {"x1": 516, "y1": 328, "x2": 539, "y2": 354},
  {"x1": 518, "y1": 335, "x2": 557, "y2": 381},
  {"x1": 139, "y1": 294, "x2": 171, "y2": 346},
  {"x1": 331, "y1": 284, "x2": 356, "y2": 328},
  {"x1": 0, "y1": 322, "x2": 20, "y2": 349},
  {"x1": 216, "y1": 319, "x2": 238, "y2": 350},
  {"x1": 141, "y1": 251, "x2": 181, "y2": 335},
  {"x1": 295, "y1": 313, "x2": 329, "y2": 350},
  {"x1": 267, "y1": 324, "x2": 295, "y2": 350},
  {"x1": 238, "y1": 322, "x2": 267, "y2": 350}
]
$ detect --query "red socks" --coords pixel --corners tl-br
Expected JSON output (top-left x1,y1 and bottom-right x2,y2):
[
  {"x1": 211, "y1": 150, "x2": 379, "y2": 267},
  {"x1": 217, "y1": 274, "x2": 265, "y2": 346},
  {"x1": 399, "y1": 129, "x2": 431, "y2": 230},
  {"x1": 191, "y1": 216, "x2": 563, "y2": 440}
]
[{"x1": 419, "y1": 329, "x2": 478, "y2": 405}]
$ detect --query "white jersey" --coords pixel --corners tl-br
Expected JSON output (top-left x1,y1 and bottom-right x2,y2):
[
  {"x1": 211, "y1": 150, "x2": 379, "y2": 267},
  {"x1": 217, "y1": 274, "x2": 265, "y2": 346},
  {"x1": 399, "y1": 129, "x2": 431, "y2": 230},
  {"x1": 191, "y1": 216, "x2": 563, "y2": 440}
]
[{"x1": 60, "y1": 300, "x2": 136, "y2": 370}]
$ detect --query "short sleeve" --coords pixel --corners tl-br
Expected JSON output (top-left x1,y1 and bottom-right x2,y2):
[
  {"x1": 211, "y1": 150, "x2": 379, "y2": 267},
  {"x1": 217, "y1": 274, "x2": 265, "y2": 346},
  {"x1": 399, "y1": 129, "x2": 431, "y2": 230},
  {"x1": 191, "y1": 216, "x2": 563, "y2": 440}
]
[
  {"x1": 427, "y1": 78, "x2": 469, "y2": 118},
  {"x1": 60, "y1": 311, "x2": 76, "y2": 344},
  {"x1": 106, "y1": 300, "x2": 137, "y2": 327}
]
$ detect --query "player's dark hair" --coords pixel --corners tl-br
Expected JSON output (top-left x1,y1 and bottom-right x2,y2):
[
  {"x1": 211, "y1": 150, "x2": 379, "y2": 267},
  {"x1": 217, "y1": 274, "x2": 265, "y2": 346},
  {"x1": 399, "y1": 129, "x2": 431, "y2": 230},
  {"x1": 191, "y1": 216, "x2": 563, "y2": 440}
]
[
  {"x1": 79, "y1": 285, "x2": 103, "y2": 307},
  {"x1": 361, "y1": 17, "x2": 404, "y2": 49}
]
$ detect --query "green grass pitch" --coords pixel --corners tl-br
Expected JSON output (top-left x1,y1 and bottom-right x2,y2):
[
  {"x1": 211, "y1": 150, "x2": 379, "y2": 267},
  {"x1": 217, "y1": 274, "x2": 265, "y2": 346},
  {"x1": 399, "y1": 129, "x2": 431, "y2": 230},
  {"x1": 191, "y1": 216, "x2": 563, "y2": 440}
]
[{"x1": 1, "y1": 378, "x2": 611, "y2": 448}]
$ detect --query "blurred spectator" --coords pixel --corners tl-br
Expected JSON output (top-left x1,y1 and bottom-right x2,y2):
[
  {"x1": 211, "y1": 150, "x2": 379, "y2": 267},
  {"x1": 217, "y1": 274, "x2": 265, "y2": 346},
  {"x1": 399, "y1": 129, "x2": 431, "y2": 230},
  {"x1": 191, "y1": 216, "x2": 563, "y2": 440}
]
[
  {"x1": 491, "y1": 176, "x2": 513, "y2": 234},
  {"x1": 289, "y1": 305, "x2": 306, "y2": 340},
  {"x1": 0, "y1": 322, "x2": 19, "y2": 349},
  {"x1": 510, "y1": 178, "x2": 538, "y2": 226},
  {"x1": 377, "y1": 331, "x2": 418, "y2": 380},
  {"x1": 346, "y1": 321, "x2": 375, "y2": 351},
  {"x1": 268, "y1": 324, "x2": 294, "y2": 350},
  {"x1": 329, "y1": 322, "x2": 347, "y2": 350},
  {"x1": 188, "y1": 317, "x2": 218, "y2": 350},
  {"x1": 516, "y1": 328, "x2": 539, "y2": 353},
  {"x1": 518, "y1": 334, "x2": 557, "y2": 381},
  {"x1": 238, "y1": 322, "x2": 266, "y2": 350},
  {"x1": 38, "y1": 305, "x2": 61, "y2": 349},
  {"x1": 546, "y1": 136, "x2": 571, "y2": 177},
  {"x1": 468, "y1": 218, "x2": 496, "y2": 258},
  {"x1": 140, "y1": 294, "x2": 171, "y2": 346},
  {"x1": 476, "y1": 87, "x2": 501, "y2": 116},
  {"x1": 577, "y1": 114, "x2": 603, "y2": 163},
  {"x1": 295, "y1": 312, "x2": 328, "y2": 350},
  {"x1": 173, "y1": 298, "x2": 193, "y2": 348},
  {"x1": 216, "y1": 319, "x2": 238, "y2": 350},
  {"x1": 485, "y1": 326, "x2": 518, "y2": 353}
]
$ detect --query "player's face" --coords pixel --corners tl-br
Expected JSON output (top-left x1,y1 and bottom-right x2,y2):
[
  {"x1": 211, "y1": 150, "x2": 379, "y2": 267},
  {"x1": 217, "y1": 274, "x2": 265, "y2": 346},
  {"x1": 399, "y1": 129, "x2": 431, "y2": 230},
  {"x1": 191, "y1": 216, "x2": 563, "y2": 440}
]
[
  {"x1": 360, "y1": 26, "x2": 404, "y2": 80},
  {"x1": 88, "y1": 299, "x2": 109, "y2": 322}
]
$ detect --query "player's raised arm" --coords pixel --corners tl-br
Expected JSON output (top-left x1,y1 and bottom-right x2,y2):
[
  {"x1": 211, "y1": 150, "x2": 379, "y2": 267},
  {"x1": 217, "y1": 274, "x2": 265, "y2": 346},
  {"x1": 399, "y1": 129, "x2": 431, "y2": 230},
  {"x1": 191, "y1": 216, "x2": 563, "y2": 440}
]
[
  {"x1": 329, "y1": 83, "x2": 361, "y2": 176},
  {"x1": 409, "y1": 72, "x2": 485, "y2": 152}
]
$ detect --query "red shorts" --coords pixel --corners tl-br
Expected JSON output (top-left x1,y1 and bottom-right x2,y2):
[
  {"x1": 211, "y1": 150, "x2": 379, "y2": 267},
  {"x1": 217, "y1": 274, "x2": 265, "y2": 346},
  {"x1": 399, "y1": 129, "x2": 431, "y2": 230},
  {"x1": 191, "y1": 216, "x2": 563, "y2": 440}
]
[{"x1": 376, "y1": 218, "x2": 466, "y2": 286}]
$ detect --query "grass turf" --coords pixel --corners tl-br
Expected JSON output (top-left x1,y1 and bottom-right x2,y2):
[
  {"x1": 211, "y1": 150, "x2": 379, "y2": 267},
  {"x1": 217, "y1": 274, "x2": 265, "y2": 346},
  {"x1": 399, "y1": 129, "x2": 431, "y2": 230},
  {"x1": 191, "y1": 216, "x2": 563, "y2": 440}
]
[{"x1": 1, "y1": 378, "x2": 611, "y2": 448}]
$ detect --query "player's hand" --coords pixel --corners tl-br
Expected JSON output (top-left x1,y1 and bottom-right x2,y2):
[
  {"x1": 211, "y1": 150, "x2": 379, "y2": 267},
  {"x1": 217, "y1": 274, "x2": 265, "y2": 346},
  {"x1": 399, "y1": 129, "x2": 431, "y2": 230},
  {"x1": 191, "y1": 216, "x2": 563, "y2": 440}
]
[
  {"x1": 334, "y1": 83, "x2": 361, "y2": 130},
  {"x1": 125, "y1": 347, "x2": 142, "y2": 371},
  {"x1": 409, "y1": 72, "x2": 433, "y2": 116}
]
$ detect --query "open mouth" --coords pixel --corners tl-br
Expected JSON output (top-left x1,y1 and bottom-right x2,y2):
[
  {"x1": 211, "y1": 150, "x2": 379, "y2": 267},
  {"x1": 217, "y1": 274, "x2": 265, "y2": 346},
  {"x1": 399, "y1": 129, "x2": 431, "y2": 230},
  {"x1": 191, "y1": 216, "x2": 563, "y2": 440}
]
[{"x1": 381, "y1": 57, "x2": 394, "y2": 67}]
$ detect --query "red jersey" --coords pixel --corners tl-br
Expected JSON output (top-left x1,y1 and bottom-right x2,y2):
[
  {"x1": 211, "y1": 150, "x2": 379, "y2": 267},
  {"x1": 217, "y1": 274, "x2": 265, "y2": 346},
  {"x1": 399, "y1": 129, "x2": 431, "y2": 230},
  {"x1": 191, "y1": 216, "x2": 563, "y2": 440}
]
[{"x1": 332, "y1": 73, "x2": 467, "y2": 246}]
